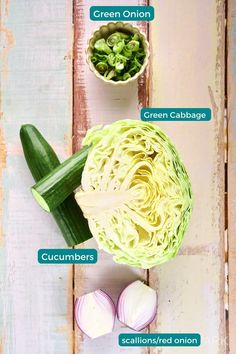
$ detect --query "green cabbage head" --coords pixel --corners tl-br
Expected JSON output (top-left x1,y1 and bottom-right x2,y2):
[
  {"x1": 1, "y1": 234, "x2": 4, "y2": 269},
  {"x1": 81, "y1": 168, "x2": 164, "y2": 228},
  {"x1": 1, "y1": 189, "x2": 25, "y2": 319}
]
[{"x1": 75, "y1": 120, "x2": 193, "y2": 269}]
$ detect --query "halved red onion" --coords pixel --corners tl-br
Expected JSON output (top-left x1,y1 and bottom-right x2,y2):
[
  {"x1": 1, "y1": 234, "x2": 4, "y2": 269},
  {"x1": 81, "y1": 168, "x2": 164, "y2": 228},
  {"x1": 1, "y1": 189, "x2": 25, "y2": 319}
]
[
  {"x1": 117, "y1": 280, "x2": 157, "y2": 331},
  {"x1": 74, "y1": 289, "x2": 115, "y2": 339}
]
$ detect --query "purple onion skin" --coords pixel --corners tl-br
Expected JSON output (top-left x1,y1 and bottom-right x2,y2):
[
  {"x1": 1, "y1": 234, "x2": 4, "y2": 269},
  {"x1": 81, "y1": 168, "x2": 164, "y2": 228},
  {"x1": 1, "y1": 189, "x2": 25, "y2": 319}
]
[
  {"x1": 74, "y1": 298, "x2": 91, "y2": 338},
  {"x1": 117, "y1": 305, "x2": 158, "y2": 332},
  {"x1": 74, "y1": 289, "x2": 116, "y2": 339},
  {"x1": 95, "y1": 289, "x2": 116, "y2": 317},
  {"x1": 117, "y1": 282, "x2": 158, "y2": 332}
]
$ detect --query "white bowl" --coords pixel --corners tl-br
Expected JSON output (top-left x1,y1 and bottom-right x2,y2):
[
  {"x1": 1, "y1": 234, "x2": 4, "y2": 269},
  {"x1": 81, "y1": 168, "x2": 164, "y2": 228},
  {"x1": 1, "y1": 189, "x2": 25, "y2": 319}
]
[{"x1": 86, "y1": 22, "x2": 150, "y2": 86}]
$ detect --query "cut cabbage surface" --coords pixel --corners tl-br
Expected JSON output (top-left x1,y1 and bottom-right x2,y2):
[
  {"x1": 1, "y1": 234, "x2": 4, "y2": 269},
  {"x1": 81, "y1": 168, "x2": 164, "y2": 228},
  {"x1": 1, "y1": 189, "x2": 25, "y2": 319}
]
[{"x1": 75, "y1": 120, "x2": 193, "y2": 269}]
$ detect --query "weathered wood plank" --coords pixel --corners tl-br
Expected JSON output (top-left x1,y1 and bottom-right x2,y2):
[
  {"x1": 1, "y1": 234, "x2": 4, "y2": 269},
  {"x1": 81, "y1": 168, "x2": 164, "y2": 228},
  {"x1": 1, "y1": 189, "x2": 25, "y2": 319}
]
[
  {"x1": 0, "y1": 1, "x2": 73, "y2": 353},
  {"x1": 73, "y1": 1, "x2": 149, "y2": 353},
  {"x1": 228, "y1": 0, "x2": 236, "y2": 352},
  {"x1": 148, "y1": 1, "x2": 226, "y2": 353}
]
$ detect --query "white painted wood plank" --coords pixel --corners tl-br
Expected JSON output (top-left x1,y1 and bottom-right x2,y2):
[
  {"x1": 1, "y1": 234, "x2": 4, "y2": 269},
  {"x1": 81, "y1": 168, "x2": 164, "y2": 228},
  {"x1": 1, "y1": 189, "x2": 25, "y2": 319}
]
[
  {"x1": 0, "y1": 1, "x2": 73, "y2": 353},
  {"x1": 73, "y1": 1, "x2": 149, "y2": 353},
  {"x1": 149, "y1": 1, "x2": 226, "y2": 353}
]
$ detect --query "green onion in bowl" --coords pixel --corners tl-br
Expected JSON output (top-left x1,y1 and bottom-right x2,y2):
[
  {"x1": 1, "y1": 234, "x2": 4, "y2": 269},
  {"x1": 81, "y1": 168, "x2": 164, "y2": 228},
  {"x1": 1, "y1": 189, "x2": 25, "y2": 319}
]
[{"x1": 86, "y1": 22, "x2": 150, "y2": 85}]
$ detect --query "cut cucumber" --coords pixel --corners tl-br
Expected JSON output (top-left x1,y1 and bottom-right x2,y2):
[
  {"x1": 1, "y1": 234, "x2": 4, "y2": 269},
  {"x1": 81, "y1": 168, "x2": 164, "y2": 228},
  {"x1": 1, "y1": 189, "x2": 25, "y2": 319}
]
[
  {"x1": 31, "y1": 144, "x2": 90, "y2": 212},
  {"x1": 20, "y1": 124, "x2": 92, "y2": 246}
]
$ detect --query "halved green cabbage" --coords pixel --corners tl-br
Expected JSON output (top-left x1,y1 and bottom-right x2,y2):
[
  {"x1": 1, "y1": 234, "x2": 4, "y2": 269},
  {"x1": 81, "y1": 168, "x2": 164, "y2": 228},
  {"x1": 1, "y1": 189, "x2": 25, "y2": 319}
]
[{"x1": 75, "y1": 120, "x2": 193, "y2": 269}]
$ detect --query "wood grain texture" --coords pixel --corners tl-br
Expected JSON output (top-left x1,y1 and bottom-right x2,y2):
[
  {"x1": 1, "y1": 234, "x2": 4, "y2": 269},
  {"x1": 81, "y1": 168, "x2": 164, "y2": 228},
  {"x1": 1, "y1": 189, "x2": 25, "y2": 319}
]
[
  {"x1": 149, "y1": 1, "x2": 226, "y2": 353},
  {"x1": 227, "y1": 0, "x2": 236, "y2": 352},
  {"x1": 0, "y1": 0, "x2": 228, "y2": 353},
  {"x1": 0, "y1": 1, "x2": 73, "y2": 353},
  {"x1": 73, "y1": 1, "x2": 149, "y2": 353}
]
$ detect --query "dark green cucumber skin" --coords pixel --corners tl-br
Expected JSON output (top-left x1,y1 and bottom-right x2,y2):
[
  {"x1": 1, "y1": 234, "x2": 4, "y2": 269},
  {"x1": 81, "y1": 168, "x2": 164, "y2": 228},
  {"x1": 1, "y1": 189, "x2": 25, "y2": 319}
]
[
  {"x1": 32, "y1": 145, "x2": 90, "y2": 212},
  {"x1": 20, "y1": 124, "x2": 92, "y2": 246}
]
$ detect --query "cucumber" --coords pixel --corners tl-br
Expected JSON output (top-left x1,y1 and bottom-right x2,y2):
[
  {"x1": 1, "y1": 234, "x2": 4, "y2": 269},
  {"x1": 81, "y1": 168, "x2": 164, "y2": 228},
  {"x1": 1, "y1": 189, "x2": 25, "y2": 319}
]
[
  {"x1": 31, "y1": 144, "x2": 90, "y2": 212},
  {"x1": 20, "y1": 124, "x2": 92, "y2": 246}
]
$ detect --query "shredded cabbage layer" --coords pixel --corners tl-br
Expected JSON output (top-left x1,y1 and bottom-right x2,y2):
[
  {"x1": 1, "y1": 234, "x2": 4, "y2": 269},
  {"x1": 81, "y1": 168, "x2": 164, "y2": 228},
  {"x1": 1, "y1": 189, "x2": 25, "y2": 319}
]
[{"x1": 75, "y1": 120, "x2": 193, "y2": 269}]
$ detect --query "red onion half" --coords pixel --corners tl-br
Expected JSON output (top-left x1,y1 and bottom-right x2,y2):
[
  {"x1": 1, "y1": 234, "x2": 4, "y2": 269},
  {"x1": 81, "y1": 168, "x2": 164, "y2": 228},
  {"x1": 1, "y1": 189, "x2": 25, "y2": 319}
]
[
  {"x1": 75, "y1": 289, "x2": 116, "y2": 339},
  {"x1": 117, "y1": 280, "x2": 157, "y2": 331}
]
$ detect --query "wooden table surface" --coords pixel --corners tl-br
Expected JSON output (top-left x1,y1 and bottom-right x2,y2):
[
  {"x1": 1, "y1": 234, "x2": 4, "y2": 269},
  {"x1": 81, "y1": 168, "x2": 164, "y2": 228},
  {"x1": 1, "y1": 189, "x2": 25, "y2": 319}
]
[{"x1": 0, "y1": 1, "x2": 234, "y2": 353}]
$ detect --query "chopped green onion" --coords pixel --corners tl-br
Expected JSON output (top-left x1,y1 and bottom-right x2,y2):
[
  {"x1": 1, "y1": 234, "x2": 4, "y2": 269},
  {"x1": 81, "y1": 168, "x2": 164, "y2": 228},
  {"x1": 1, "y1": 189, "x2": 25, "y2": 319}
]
[
  {"x1": 113, "y1": 40, "x2": 125, "y2": 54},
  {"x1": 106, "y1": 32, "x2": 121, "y2": 46},
  {"x1": 115, "y1": 62, "x2": 124, "y2": 71},
  {"x1": 96, "y1": 62, "x2": 108, "y2": 74},
  {"x1": 115, "y1": 54, "x2": 128, "y2": 72},
  {"x1": 107, "y1": 53, "x2": 116, "y2": 67},
  {"x1": 122, "y1": 46, "x2": 133, "y2": 58},
  {"x1": 119, "y1": 32, "x2": 130, "y2": 40},
  {"x1": 123, "y1": 73, "x2": 131, "y2": 81},
  {"x1": 91, "y1": 56, "x2": 98, "y2": 64},
  {"x1": 104, "y1": 69, "x2": 116, "y2": 80},
  {"x1": 132, "y1": 33, "x2": 140, "y2": 41},
  {"x1": 126, "y1": 40, "x2": 140, "y2": 52},
  {"x1": 94, "y1": 39, "x2": 112, "y2": 55},
  {"x1": 93, "y1": 53, "x2": 108, "y2": 61},
  {"x1": 136, "y1": 49, "x2": 145, "y2": 59},
  {"x1": 91, "y1": 31, "x2": 146, "y2": 81}
]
